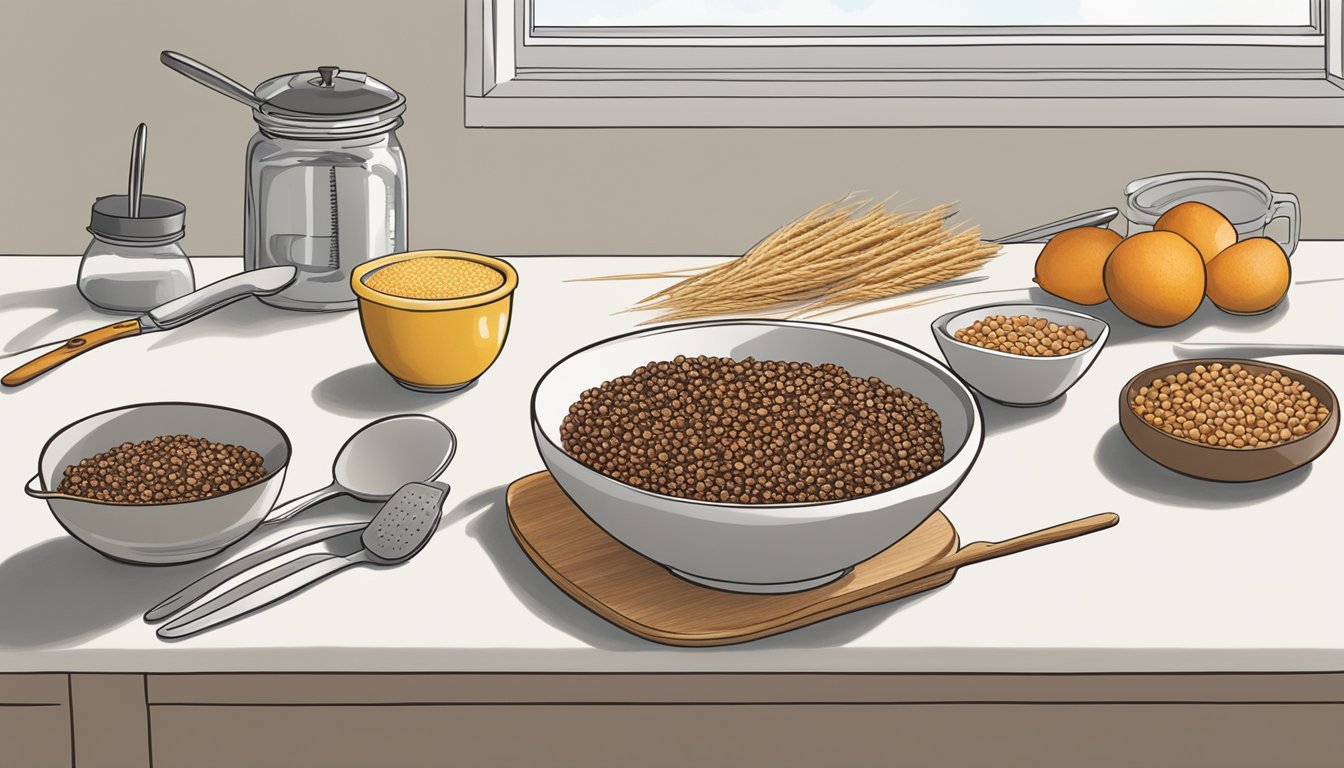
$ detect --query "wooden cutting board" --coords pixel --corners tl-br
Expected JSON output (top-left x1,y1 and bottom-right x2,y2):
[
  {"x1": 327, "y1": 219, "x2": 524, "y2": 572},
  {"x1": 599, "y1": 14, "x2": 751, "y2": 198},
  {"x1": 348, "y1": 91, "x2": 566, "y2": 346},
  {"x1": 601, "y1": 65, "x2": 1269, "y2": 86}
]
[{"x1": 506, "y1": 471, "x2": 961, "y2": 647}]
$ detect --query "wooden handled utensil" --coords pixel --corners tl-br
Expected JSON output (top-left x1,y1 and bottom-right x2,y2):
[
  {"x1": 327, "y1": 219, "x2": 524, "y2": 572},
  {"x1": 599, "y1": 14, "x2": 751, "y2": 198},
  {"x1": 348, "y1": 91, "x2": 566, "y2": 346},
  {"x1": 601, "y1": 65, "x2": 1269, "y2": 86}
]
[
  {"x1": 877, "y1": 512, "x2": 1120, "y2": 595},
  {"x1": 2, "y1": 266, "x2": 295, "y2": 387},
  {"x1": 1, "y1": 320, "x2": 144, "y2": 387}
]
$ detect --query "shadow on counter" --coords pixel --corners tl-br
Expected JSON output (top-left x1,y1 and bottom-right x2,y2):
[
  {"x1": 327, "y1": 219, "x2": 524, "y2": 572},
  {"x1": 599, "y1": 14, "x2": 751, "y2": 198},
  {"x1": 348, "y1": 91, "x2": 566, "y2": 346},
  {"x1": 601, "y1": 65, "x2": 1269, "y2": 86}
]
[
  {"x1": 0, "y1": 284, "x2": 116, "y2": 357},
  {"x1": 1093, "y1": 424, "x2": 1311, "y2": 509},
  {"x1": 312, "y1": 363, "x2": 476, "y2": 417},
  {"x1": 464, "y1": 483, "x2": 948, "y2": 652},
  {"x1": 0, "y1": 496, "x2": 378, "y2": 649}
]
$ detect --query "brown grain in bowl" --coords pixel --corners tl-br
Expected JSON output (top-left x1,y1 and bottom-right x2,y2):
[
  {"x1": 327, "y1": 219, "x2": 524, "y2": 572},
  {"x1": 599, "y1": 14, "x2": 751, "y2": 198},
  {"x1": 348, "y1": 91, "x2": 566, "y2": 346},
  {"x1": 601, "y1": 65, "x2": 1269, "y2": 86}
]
[
  {"x1": 1129, "y1": 362, "x2": 1329, "y2": 449},
  {"x1": 560, "y1": 355, "x2": 944, "y2": 504},
  {"x1": 955, "y1": 314, "x2": 1093, "y2": 357},
  {"x1": 57, "y1": 435, "x2": 267, "y2": 504}
]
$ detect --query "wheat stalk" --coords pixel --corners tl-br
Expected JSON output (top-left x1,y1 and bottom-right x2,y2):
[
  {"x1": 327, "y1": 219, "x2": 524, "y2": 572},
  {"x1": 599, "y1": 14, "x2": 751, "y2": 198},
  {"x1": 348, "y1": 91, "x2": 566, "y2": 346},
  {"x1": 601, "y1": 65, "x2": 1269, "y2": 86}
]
[{"x1": 587, "y1": 197, "x2": 1000, "y2": 323}]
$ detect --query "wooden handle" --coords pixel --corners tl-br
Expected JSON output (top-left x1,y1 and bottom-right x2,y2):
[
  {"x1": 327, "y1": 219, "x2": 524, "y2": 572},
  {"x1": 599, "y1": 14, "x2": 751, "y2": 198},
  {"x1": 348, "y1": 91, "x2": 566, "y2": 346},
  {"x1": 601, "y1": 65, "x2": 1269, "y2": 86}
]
[
  {"x1": 895, "y1": 512, "x2": 1119, "y2": 586},
  {"x1": 2, "y1": 319, "x2": 142, "y2": 387}
]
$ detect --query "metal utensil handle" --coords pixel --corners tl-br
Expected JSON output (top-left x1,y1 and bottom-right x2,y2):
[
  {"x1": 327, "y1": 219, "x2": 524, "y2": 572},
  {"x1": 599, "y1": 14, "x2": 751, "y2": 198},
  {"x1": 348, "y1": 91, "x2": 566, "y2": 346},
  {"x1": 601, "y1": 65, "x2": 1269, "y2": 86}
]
[
  {"x1": 1176, "y1": 343, "x2": 1344, "y2": 356},
  {"x1": 146, "y1": 266, "x2": 296, "y2": 329},
  {"x1": 144, "y1": 523, "x2": 366, "y2": 623},
  {"x1": 158, "y1": 550, "x2": 372, "y2": 638},
  {"x1": 261, "y1": 485, "x2": 344, "y2": 525},
  {"x1": 128, "y1": 123, "x2": 147, "y2": 218},
  {"x1": 160, "y1": 51, "x2": 264, "y2": 110},
  {"x1": 993, "y1": 208, "x2": 1120, "y2": 244}
]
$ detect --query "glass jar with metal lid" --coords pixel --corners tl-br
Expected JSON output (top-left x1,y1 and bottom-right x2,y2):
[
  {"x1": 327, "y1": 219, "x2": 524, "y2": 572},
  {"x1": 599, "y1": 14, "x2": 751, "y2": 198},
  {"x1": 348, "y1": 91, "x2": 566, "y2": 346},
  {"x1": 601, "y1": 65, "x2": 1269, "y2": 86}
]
[
  {"x1": 244, "y1": 65, "x2": 407, "y2": 311},
  {"x1": 79, "y1": 194, "x2": 193, "y2": 313}
]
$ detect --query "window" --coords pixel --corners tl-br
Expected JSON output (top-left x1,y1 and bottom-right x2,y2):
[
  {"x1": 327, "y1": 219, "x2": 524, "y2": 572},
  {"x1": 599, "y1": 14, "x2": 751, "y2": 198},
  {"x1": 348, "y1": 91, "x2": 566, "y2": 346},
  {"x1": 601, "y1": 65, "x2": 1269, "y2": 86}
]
[
  {"x1": 466, "y1": 0, "x2": 1344, "y2": 127},
  {"x1": 535, "y1": 2, "x2": 1313, "y2": 29}
]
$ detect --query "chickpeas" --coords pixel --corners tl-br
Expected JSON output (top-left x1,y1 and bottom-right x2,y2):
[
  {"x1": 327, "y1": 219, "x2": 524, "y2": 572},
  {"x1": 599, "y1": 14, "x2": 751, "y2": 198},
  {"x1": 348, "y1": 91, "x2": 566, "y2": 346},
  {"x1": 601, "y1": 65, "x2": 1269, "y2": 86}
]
[
  {"x1": 58, "y1": 435, "x2": 267, "y2": 504},
  {"x1": 955, "y1": 314, "x2": 1093, "y2": 357},
  {"x1": 559, "y1": 355, "x2": 944, "y2": 504},
  {"x1": 1130, "y1": 362, "x2": 1329, "y2": 449},
  {"x1": 364, "y1": 256, "x2": 504, "y2": 300}
]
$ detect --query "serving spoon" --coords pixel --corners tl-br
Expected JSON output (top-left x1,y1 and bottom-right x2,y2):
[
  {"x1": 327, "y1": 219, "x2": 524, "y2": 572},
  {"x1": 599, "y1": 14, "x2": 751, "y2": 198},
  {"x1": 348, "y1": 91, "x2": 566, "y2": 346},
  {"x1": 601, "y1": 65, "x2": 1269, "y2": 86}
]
[{"x1": 144, "y1": 415, "x2": 456, "y2": 622}]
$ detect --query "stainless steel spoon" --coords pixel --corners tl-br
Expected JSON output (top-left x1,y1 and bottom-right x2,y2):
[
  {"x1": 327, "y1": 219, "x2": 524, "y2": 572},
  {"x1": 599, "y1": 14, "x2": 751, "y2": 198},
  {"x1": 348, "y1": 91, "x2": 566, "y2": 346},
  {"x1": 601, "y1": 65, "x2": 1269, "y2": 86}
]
[
  {"x1": 993, "y1": 208, "x2": 1120, "y2": 244},
  {"x1": 142, "y1": 415, "x2": 456, "y2": 622},
  {"x1": 264, "y1": 414, "x2": 457, "y2": 525},
  {"x1": 157, "y1": 481, "x2": 450, "y2": 639},
  {"x1": 1175, "y1": 342, "x2": 1344, "y2": 356}
]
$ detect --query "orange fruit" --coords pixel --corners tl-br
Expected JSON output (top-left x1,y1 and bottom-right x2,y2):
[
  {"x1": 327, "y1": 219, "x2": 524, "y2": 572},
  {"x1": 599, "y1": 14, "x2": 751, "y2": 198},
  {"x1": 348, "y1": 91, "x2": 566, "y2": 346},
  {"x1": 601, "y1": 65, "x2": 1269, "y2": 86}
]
[
  {"x1": 1154, "y1": 202, "x2": 1237, "y2": 263},
  {"x1": 1205, "y1": 237, "x2": 1290, "y2": 314},
  {"x1": 1103, "y1": 232, "x2": 1206, "y2": 327},
  {"x1": 1033, "y1": 226, "x2": 1122, "y2": 305}
]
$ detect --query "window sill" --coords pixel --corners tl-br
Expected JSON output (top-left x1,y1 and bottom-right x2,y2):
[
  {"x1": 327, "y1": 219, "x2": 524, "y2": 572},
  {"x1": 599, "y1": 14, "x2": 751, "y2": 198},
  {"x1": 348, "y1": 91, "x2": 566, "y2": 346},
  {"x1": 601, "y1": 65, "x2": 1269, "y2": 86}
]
[{"x1": 465, "y1": 76, "x2": 1344, "y2": 128}]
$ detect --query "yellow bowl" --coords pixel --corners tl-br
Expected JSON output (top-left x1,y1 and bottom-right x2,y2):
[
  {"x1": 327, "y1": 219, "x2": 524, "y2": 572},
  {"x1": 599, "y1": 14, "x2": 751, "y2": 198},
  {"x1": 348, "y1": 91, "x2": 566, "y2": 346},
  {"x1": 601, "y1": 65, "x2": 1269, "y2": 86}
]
[{"x1": 351, "y1": 250, "x2": 517, "y2": 392}]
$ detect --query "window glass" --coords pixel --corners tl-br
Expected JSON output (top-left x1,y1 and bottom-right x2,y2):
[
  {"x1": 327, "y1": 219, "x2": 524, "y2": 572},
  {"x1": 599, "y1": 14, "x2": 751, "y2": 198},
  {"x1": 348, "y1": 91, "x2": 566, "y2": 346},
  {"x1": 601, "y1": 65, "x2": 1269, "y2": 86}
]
[{"x1": 534, "y1": 1, "x2": 1312, "y2": 28}]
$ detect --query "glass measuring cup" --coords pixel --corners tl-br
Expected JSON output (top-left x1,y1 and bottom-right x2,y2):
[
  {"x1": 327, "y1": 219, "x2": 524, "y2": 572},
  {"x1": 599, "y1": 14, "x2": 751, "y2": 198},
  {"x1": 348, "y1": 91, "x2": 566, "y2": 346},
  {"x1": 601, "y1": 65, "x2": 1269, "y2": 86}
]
[{"x1": 1123, "y1": 171, "x2": 1300, "y2": 256}]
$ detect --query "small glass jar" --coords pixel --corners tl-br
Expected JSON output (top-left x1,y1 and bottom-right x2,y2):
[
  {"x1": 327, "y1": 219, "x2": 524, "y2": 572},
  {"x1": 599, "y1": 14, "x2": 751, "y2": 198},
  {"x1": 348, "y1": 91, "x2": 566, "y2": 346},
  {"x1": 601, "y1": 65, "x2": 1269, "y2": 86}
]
[{"x1": 78, "y1": 195, "x2": 194, "y2": 313}]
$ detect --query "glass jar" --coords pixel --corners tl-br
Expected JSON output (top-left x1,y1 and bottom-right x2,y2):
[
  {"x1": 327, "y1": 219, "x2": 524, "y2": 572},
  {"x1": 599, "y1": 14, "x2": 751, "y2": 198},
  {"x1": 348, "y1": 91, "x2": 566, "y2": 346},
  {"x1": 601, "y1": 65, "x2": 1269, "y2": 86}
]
[
  {"x1": 78, "y1": 195, "x2": 194, "y2": 313},
  {"x1": 243, "y1": 66, "x2": 408, "y2": 312}
]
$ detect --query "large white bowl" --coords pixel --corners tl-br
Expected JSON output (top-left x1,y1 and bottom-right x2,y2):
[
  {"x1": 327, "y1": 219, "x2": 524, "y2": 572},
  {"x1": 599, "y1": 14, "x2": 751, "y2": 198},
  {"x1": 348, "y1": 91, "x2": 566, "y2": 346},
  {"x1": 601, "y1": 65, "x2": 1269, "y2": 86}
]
[
  {"x1": 932, "y1": 302, "x2": 1109, "y2": 407},
  {"x1": 531, "y1": 320, "x2": 984, "y2": 593},
  {"x1": 26, "y1": 402, "x2": 291, "y2": 565}
]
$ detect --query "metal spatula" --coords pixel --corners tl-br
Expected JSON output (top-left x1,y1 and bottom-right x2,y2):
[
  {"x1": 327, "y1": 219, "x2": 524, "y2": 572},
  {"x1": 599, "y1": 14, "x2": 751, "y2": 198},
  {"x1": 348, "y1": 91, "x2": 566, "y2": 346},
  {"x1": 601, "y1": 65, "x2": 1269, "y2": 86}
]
[{"x1": 157, "y1": 481, "x2": 449, "y2": 639}]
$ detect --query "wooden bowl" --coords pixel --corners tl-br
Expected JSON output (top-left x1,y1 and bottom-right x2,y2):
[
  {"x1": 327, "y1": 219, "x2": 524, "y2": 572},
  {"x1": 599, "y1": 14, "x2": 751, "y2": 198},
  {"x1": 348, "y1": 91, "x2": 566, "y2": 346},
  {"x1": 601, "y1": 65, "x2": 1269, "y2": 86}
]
[{"x1": 1118, "y1": 359, "x2": 1338, "y2": 482}]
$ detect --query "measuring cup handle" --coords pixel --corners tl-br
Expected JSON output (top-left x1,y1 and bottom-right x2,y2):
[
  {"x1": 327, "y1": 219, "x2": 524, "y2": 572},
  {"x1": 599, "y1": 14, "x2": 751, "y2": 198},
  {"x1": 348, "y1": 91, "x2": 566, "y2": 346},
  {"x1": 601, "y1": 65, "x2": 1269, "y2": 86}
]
[{"x1": 1269, "y1": 191, "x2": 1300, "y2": 256}]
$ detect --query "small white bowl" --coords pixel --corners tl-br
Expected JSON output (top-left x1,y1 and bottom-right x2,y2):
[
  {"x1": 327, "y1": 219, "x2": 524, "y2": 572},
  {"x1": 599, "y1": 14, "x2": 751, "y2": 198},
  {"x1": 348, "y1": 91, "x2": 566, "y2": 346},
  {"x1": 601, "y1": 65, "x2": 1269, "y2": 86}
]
[{"x1": 932, "y1": 303, "x2": 1109, "y2": 407}]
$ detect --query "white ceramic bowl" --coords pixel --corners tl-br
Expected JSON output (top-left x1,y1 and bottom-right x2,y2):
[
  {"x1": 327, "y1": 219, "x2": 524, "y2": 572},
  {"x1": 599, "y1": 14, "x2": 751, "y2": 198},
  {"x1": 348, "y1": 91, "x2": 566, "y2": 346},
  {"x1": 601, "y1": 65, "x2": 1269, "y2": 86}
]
[
  {"x1": 932, "y1": 303, "x2": 1109, "y2": 407},
  {"x1": 531, "y1": 319, "x2": 983, "y2": 593},
  {"x1": 26, "y1": 402, "x2": 291, "y2": 565}
]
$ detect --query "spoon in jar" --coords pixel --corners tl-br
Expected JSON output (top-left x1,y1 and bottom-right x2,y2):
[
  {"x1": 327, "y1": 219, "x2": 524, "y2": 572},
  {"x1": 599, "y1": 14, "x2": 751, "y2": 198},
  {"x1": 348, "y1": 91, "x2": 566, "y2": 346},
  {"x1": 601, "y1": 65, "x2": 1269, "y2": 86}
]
[{"x1": 160, "y1": 51, "x2": 264, "y2": 111}]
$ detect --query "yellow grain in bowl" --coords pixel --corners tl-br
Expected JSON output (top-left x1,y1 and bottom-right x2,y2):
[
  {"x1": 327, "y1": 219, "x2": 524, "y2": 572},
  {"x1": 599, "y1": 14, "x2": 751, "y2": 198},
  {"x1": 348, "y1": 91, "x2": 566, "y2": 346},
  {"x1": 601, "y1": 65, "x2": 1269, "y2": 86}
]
[
  {"x1": 351, "y1": 250, "x2": 518, "y2": 393},
  {"x1": 365, "y1": 255, "x2": 505, "y2": 300}
]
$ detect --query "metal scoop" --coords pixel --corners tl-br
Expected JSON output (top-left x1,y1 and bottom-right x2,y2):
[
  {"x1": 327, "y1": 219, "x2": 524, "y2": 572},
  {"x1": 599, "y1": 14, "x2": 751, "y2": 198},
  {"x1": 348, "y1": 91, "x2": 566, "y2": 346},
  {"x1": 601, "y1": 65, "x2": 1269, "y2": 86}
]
[
  {"x1": 265, "y1": 414, "x2": 456, "y2": 524},
  {"x1": 157, "y1": 481, "x2": 449, "y2": 639},
  {"x1": 143, "y1": 415, "x2": 454, "y2": 622}
]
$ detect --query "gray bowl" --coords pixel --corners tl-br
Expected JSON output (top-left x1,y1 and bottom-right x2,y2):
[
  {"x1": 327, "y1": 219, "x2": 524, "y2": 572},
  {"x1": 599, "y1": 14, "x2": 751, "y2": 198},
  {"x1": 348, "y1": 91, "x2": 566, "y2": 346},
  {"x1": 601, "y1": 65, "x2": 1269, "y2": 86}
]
[
  {"x1": 26, "y1": 402, "x2": 291, "y2": 565},
  {"x1": 932, "y1": 303, "x2": 1110, "y2": 407},
  {"x1": 531, "y1": 319, "x2": 984, "y2": 593}
]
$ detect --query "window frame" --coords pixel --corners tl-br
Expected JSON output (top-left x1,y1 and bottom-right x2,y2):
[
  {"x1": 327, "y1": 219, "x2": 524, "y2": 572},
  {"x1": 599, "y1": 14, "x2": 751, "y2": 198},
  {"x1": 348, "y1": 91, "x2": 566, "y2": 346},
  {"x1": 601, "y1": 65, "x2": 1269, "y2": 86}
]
[{"x1": 466, "y1": 0, "x2": 1344, "y2": 127}]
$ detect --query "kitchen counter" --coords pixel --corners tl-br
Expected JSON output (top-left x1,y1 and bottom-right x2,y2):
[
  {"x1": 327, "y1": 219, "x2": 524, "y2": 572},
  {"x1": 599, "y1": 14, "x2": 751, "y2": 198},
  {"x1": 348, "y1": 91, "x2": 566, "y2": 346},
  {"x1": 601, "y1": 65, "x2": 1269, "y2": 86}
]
[
  {"x1": 4, "y1": 250, "x2": 1343, "y2": 767},
  {"x1": 1, "y1": 249, "x2": 1342, "y2": 674}
]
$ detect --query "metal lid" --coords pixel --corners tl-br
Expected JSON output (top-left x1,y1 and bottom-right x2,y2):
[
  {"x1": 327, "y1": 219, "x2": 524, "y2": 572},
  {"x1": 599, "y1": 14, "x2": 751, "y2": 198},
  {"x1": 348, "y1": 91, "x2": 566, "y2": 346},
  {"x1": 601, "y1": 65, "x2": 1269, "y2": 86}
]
[
  {"x1": 251, "y1": 66, "x2": 406, "y2": 138},
  {"x1": 89, "y1": 195, "x2": 186, "y2": 241}
]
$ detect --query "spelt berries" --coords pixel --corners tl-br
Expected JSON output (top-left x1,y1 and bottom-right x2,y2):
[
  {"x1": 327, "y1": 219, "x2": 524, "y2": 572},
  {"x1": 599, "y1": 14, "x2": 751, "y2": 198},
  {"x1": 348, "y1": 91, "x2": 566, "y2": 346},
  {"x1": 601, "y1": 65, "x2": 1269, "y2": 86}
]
[
  {"x1": 560, "y1": 355, "x2": 944, "y2": 504},
  {"x1": 955, "y1": 314, "x2": 1093, "y2": 357},
  {"x1": 58, "y1": 435, "x2": 267, "y2": 504},
  {"x1": 1130, "y1": 362, "x2": 1329, "y2": 449}
]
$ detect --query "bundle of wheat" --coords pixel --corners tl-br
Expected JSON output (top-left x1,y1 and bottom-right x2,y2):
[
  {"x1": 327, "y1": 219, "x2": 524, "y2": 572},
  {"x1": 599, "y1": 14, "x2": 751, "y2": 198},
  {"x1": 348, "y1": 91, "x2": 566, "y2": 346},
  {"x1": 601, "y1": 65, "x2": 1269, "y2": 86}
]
[{"x1": 585, "y1": 198, "x2": 1001, "y2": 324}]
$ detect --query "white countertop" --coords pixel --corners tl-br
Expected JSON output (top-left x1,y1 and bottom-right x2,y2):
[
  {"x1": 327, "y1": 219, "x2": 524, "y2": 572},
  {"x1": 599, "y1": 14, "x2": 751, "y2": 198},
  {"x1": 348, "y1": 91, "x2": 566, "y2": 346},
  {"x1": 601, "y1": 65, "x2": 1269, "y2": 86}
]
[{"x1": 1, "y1": 249, "x2": 1341, "y2": 674}]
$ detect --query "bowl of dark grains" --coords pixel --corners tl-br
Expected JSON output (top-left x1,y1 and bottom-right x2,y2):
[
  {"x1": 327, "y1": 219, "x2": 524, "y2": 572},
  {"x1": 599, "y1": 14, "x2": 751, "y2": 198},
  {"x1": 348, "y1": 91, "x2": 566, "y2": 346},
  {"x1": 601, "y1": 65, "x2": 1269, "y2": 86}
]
[
  {"x1": 932, "y1": 302, "x2": 1109, "y2": 407},
  {"x1": 531, "y1": 319, "x2": 983, "y2": 593},
  {"x1": 26, "y1": 402, "x2": 291, "y2": 565}
]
